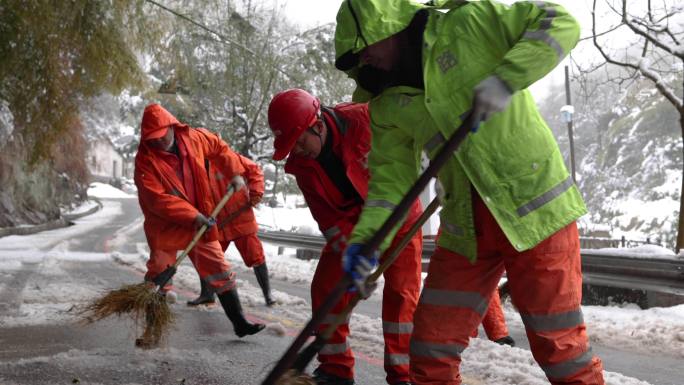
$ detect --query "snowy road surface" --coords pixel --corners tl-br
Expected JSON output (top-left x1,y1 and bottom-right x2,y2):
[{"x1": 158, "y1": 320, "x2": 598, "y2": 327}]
[{"x1": 0, "y1": 185, "x2": 682, "y2": 384}]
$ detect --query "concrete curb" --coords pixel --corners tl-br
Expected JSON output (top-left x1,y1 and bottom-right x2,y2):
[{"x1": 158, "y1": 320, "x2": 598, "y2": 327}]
[{"x1": 0, "y1": 198, "x2": 103, "y2": 238}]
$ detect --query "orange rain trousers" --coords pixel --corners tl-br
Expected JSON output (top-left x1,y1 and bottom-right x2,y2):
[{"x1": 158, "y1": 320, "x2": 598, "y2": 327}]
[
  {"x1": 474, "y1": 289, "x2": 509, "y2": 341},
  {"x1": 312, "y1": 229, "x2": 422, "y2": 384},
  {"x1": 409, "y1": 194, "x2": 605, "y2": 385},
  {"x1": 219, "y1": 232, "x2": 266, "y2": 267},
  {"x1": 145, "y1": 238, "x2": 236, "y2": 294}
]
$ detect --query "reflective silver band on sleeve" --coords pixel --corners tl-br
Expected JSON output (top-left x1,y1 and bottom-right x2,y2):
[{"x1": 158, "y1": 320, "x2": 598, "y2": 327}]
[
  {"x1": 523, "y1": 30, "x2": 564, "y2": 58},
  {"x1": 525, "y1": 1, "x2": 565, "y2": 58},
  {"x1": 366, "y1": 199, "x2": 397, "y2": 211},
  {"x1": 323, "y1": 226, "x2": 341, "y2": 242}
]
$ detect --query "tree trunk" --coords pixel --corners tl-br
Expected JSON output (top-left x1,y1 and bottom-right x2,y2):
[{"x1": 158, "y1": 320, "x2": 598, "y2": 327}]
[{"x1": 677, "y1": 112, "x2": 684, "y2": 253}]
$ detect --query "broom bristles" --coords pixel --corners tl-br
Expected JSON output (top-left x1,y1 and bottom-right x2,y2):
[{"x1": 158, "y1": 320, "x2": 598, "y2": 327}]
[
  {"x1": 78, "y1": 283, "x2": 175, "y2": 347},
  {"x1": 273, "y1": 370, "x2": 316, "y2": 385}
]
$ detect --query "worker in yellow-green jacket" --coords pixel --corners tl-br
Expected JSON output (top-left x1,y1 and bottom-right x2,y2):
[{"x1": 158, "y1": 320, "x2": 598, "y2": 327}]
[{"x1": 334, "y1": 1, "x2": 605, "y2": 384}]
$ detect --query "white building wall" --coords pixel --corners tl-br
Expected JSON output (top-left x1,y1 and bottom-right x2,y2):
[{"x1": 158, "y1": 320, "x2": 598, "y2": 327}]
[{"x1": 87, "y1": 139, "x2": 125, "y2": 180}]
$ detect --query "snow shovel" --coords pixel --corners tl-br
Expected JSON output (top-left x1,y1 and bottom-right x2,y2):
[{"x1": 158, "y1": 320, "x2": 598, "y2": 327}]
[
  {"x1": 262, "y1": 112, "x2": 475, "y2": 385},
  {"x1": 284, "y1": 196, "x2": 441, "y2": 383},
  {"x1": 79, "y1": 184, "x2": 239, "y2": 347}
]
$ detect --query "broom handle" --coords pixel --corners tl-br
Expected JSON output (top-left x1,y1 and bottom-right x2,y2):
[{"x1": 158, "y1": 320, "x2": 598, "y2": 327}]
[
  {"x1": 262, "y1": 113, "x2": 473, "y2": 385},
  {"x1": 173, "y1": 184, "x2": 237, "y2": 268},
  {"x1": 292, "y1": 197, "x2": 441, "y2": 372}
]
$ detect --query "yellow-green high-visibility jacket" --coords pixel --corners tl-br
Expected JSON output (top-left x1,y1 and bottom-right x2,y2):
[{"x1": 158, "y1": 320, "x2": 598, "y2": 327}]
[{"x1": 336, "y1": 0, "x2": 586, "y2": 261}]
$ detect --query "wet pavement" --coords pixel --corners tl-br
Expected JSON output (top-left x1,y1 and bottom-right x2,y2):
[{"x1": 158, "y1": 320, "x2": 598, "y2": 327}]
[
  {"x1": 1, "y1": 197, "x2": 681, "y2": 385},
  {"x1": 0, "y1": 258, "x2": 386, "y2": 385}
]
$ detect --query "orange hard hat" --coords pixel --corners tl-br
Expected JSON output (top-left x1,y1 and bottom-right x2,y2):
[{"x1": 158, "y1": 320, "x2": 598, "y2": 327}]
[{"x1": 268, "y1": 89, "x2": 320, "y2": 160}]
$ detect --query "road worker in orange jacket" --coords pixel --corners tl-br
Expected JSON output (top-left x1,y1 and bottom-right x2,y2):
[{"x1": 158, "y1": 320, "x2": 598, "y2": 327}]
[
  {"x1": 188, "y1": 152, "x2": 276, "y2": 307},
  {"x1": 268, "y1": 88, "x2": 423, "y2": 385},
  {"x1": 134, "y1": 103, "x2": 264, "y2": 338}
]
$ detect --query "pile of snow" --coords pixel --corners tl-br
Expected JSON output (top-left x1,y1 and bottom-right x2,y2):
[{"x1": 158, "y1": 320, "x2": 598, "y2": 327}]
[
  {"x1": 62, "y1": 200, "x2": 100, "y2": 216},
  {"x1": 87, "y1": 182, "x2": 136, "y2": 199},
  {"x1": 584, "y1": 303, "x2": 684, "y2": 357},
  {"x1": 255, "y1": 204, "x2": 316, "y2": 232},
  {"x1": 588, "y1": 244, "x2": 678, "y2": 259}
]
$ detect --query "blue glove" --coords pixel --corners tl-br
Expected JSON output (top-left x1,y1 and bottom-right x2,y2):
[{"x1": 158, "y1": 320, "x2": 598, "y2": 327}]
[{"x1": 342, "y1": 243, "x2": 379, "y2": 298}]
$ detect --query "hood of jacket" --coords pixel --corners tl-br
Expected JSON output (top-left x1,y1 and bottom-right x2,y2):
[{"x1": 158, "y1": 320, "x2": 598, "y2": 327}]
[
  {"x1": 334, "y1": 0, "x2": 426, "y2": 71},
  {"x1": 140, "y1": 104, "x2": 181, "y2": 141}
]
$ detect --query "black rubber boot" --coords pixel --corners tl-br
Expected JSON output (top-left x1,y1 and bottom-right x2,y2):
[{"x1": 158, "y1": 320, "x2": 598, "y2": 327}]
[
  {"x1": 494, "y1": 335, "x2": 516, "y2": 347},
  {"x1": 217, "y1": 288, "x2": 265, "y2": 337},
  {"x1": 312, "y1": 368, "x2": 355, "y2": 385},
  {"x1": 253, "y1": 263, "x2": 276, "y2": 306},
  {"x1": 186, "y1": 278, "x2": 215, "y2": 306}
]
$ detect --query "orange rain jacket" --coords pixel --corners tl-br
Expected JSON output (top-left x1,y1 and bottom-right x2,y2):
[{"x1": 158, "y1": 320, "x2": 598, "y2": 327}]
[
  {"x1": 209, "y1": 153, "x2": 264, "y2": 241},
  {"x1": 134, "y1": 104, "x2": 246, "y2": 251}
]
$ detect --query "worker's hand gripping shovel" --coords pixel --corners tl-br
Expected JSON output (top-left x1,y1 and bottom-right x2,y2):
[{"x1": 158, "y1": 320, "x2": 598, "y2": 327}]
[{"x1": 262, "y1": 112, "x2": 475, "y2": 385}]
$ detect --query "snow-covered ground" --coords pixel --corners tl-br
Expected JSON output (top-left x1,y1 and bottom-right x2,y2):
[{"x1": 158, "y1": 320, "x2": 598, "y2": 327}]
[
  {"x1": 583, "y1": 244, "x2": 681, "y2": 260},
  {"x1": 62, "y1": 199, "x2": 100, "y2": 217},
  {"x1": 1, "y1": 185, "x2": 683, "y2": 385},
  {"x1": 88, "y1": 182, "x2": 137, "y2": 199}
]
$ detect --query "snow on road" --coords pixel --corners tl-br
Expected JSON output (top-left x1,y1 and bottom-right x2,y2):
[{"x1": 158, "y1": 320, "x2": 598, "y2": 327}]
[
  {"x1": 87, "y1": 182, "x2": 137, "y2": 199},
  {"x1": 1, "y1": 190, "x2": 682, "y2": 384}
]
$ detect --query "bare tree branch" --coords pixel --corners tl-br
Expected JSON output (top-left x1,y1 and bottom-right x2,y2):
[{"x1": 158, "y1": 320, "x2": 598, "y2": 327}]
[
  {"x1": 622, "y1": 0, "x2": 684, "y2": 58},
  {"x1": 591, "y1": 0, "x2": 683, "y2": 109},
  {"x1": 592, "y1": 0, "x2": 638, "y2": 69}
]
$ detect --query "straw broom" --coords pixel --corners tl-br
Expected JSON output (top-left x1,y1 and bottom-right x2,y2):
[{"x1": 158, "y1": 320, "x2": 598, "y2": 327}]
[
  {"x1": 278, "y1": 197, "x2": 441, "y2": 385},
  {"x1": 79, "y1": 185, "x2": 237, "y2": 348}
]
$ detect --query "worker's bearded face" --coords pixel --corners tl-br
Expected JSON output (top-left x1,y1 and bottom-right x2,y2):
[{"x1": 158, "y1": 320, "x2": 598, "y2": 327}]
[
  {"x1": 147, "y1": 127, "x2": 175, "y2": 152},
  {"x1": 360, "y1": 35, "x2": 401, "y2": 72},
  {"x1": 357, "y1": 65, "x2": 397, "y2": 96},
  {"x1": 356, "y1": 35, "x2": 402, "y2": 95}
]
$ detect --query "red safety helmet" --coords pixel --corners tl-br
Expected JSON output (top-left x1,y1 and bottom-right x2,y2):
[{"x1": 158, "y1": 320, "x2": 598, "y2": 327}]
[{"x1": 268, "y1": 88, "x2": 321, "y2": 160}]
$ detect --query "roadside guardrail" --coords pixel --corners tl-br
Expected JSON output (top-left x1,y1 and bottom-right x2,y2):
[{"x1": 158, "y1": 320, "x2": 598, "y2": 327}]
[{"x1": 258, "y1": 230, "x2": 684, "y2": 296}]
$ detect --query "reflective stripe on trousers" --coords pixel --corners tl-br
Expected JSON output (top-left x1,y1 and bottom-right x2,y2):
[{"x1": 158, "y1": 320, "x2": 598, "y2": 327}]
[
  {"x1": 409, "y1": 193, "x2": 605, "y2": 385},
  {"x1": 312, "y1": 221, "x2": 422, "y2": 383}
]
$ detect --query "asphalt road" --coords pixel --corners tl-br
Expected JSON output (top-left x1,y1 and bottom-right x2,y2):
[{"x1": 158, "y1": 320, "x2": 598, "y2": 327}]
[
  {"x1": 0, "y1": 197, "x2": 681, "y2": 385},
  {"x1": 0, "y1": 244, "x2": 386, "y2": 385}
]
